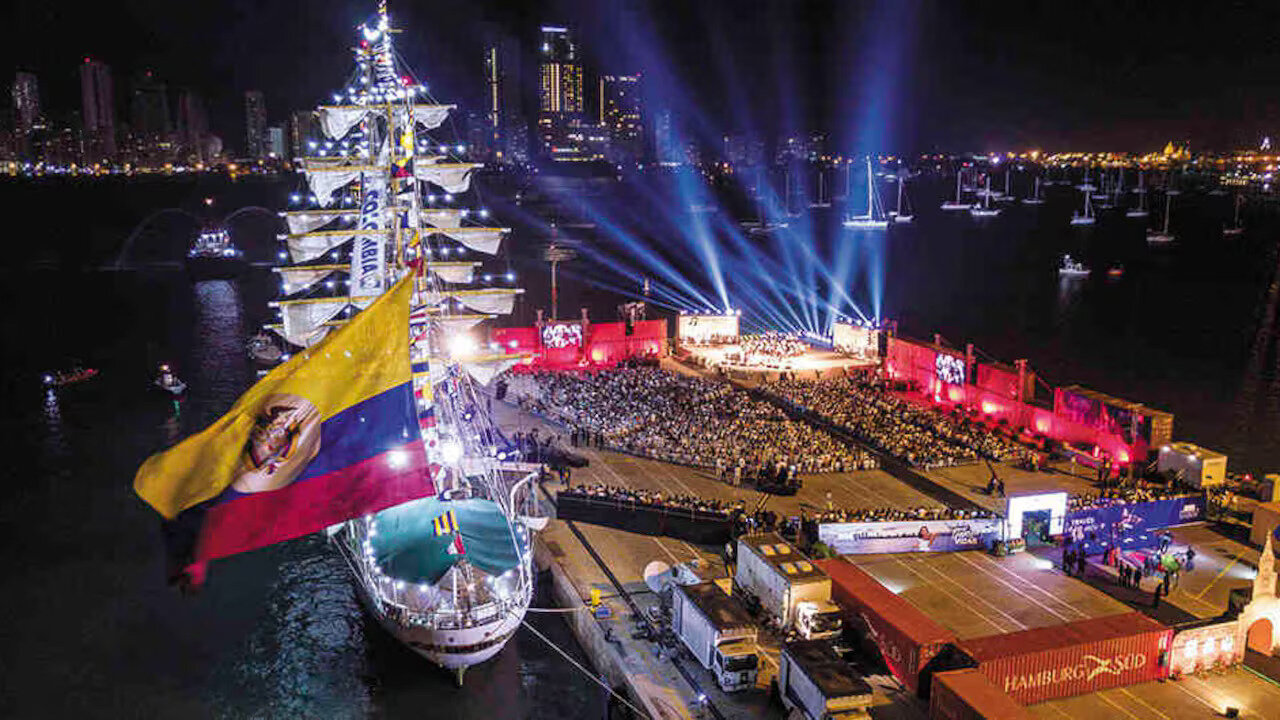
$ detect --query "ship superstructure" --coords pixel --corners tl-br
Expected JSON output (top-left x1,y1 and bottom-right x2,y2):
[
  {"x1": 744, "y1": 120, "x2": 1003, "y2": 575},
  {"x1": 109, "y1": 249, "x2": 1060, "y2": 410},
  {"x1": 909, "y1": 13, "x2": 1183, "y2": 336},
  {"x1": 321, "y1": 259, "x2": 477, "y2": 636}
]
[{"x1": 260, "y1": 2, "x2": 541, "y2": 683}]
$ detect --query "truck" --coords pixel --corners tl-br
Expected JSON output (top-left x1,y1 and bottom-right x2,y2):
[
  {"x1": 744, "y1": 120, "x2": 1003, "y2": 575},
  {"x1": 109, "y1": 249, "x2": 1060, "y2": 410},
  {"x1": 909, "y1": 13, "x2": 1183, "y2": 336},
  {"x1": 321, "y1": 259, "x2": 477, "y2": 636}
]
[
  {"x1": 777, "y1": 640, "x2": 874, "y2": 720},
  {"x1": 735, "y1": 533, "x2": 843, "y2": 639},
  {"x1": 672, "y1": 581, "x2": 761, "y2": 692}
]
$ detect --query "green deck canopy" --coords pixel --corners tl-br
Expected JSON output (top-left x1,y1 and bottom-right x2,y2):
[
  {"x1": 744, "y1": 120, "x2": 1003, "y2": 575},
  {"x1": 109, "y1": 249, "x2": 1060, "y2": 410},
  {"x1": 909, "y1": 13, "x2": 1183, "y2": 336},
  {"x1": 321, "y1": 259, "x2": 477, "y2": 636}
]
[{"x1": 370, "y1": 496, "x2": 526, "y2": 585}]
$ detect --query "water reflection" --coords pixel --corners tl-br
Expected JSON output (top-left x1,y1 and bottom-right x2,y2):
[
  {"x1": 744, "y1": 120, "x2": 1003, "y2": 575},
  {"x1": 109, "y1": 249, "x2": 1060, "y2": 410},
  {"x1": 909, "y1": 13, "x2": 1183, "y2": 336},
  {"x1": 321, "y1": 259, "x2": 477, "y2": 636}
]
[
  {"x1": 1054, "y1": 274, "x2": 1085, "y2": 326},
  {"x1": 191, "y1": 280, "x2": 247, "y2": 407}
]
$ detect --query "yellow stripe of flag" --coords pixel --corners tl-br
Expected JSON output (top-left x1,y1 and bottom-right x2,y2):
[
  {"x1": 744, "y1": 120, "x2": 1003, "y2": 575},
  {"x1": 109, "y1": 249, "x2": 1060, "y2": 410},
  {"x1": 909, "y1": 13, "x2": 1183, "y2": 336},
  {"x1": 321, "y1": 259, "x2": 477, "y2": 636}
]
[{"x1": 133, "y1": 273, "x2": 416, "y2": 520}]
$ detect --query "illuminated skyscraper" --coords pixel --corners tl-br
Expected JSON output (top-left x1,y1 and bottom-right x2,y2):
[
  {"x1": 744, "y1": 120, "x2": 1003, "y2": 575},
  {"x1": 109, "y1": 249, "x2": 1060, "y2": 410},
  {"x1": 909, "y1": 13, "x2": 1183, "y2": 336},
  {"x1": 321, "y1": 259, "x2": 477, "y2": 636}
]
[
  {"x1": 80, "y1": 58, "x2": 116, "y2": 160},
  {"x1": 599, "y1": 74, "x2": 644, "y2": 163},
  {"x1": 177, "y1": 89, "x2": 209, "y2": 163},
  {"x1": 12, "y1": 72, "x2": 39, "y2": 160},
  {"x1": 128, "y1": 70, "x2": 172, "y2": 165},
  {"x1": 481, "y1": 26, "x2": 524, "y2": 163},
  {"x1": 289, "y1": 110, "x2": 314, "y2": 159},
  {"x1": 245, "y1": 90, "x2": 267, "y2": 159},
  {"x1": 538, "y1": 25, "x2": 583, "y2": 159}
]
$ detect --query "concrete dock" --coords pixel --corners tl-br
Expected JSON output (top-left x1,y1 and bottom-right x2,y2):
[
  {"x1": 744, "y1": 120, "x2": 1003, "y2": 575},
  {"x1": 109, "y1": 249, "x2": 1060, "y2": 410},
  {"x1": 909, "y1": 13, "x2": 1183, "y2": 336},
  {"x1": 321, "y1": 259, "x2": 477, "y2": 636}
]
[{"x1": 495, "y1": 395, "x2": 1280, "y2": 719}]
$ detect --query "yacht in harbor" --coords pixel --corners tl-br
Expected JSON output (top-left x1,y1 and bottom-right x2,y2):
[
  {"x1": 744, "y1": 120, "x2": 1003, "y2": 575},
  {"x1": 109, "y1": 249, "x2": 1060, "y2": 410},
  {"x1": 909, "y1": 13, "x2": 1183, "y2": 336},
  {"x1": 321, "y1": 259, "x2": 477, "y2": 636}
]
[
  {"x1": 1022, "y1": 176, "x2": 1045, "y2": 205},
  {"x1": 1070, "y1": 184, "x2": 1096, "y2": 226},
  {"x1": 941, "y1": 166, "x2": 973, "y2": 211},
  {"x1": 888, "y1": 167, "x2": 914, "y2": 223},
  {"x1": 1223, "y1": 193, "x2": 1244, "y2": 236},
  {"x1": 1058, "y1": 254, "x2": 1090, "y2": 277},
  {"x1": 185, "y1": 226, "x2": 246, "y2": 280},
  {"x1": 1147, "y1": 188, "x2": 1177, "y2": 244},
  {"x1": 970, "y1": 175, "x2": 1001, "y2": 218},
  {"x1": 843, "y1": 157, "x2": 889, "y2": 229},
  {"x1": 1127, "y1": 170, "x2": 1149, "y2": 218}
]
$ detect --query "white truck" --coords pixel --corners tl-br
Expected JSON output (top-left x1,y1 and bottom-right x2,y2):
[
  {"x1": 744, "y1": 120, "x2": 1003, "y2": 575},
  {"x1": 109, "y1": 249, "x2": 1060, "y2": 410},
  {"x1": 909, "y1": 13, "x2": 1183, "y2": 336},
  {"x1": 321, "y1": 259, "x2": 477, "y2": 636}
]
[
  {"x1": 777, "y1": 640, "x2": 873, "y2": 720},
  {"x1": 735, "y1": 533, "x2": 843, "y2": 639},
  {"x1": 672, "y1": 581, "x2": 761, "y2": 692}
]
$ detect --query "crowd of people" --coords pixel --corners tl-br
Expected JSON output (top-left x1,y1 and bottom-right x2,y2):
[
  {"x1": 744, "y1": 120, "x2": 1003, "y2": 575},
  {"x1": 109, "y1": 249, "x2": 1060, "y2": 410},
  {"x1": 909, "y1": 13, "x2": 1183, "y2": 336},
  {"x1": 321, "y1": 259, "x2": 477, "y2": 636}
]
[
  {"x1": 761, "y1": 372, "x2": 1036, "y2": 469},
  {"x1": 1068, "y1": 484, "x2": 1200, "y2": 512},
  {"x1": 562, "y1": 482, "x2": 739, "y2": 518},
  {"x1": 811, "y1": 504, "x2": 996, "y2": 524},
  {"x1": 512, "y1": 367, "x2": 879, "y2": 478}
]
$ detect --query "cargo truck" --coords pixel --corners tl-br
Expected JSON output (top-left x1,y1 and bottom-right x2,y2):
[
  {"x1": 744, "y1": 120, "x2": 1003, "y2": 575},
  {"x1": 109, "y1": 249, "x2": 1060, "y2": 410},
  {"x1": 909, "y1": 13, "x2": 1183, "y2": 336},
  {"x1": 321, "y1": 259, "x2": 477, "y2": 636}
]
[
  {"x1": 672, "y1": 581, "x2": 761, "y2": 692},
  {"x1": 777, "y1": 640, "x2": 874, "y2": 719},
  {"x1": 735, "y1": 533, "x2": 843, "y2": 639}
]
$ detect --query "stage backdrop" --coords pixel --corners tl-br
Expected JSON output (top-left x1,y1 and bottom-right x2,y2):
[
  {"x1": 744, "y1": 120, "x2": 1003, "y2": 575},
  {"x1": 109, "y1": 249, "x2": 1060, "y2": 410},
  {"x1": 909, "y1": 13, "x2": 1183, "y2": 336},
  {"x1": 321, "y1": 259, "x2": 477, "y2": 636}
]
[{"x1": 819, "y1": 518, "x2": 1002, "y2": 554}]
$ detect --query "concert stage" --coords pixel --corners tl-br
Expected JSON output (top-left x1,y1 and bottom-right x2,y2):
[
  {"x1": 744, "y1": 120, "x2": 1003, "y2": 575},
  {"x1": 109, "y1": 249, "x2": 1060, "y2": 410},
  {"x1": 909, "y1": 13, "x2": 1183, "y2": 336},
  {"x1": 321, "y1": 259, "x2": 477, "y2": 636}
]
[{"x1": 680, "y1": 341, "x2": 878, "y2": 381}]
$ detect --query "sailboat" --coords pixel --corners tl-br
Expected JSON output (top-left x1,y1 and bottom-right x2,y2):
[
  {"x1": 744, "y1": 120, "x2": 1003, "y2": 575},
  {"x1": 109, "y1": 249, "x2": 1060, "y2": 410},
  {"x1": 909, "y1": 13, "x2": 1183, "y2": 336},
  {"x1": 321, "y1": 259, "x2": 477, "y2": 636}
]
[
  {"x1": 1223, "y1": 193, "x2": 1245, "y2": 236},
  {"x1": 970, "y1": 175, "x2": 1001, "y2": 218},
  {"x1": 843, "y1": 157, "x2": 889, "y2": 229},
  {"x1": 1022, "y1": 176, "x2": 1045, "y2": 205},
  {"x1": 1147, "y1": 187, "x2": 1177, "y2": 244},
  {"x1": 809, "y1": 169, "x2": 832, "y2": 209},
  {"x1": 889, "y1": 167, "x2": 914, "y2": 223},
  {"x1": 941, "y1": 166, "x2": 972, "y2": 210},
  {"x1": 267, "y1": 3, "x2": 540, "y2": 684},
  {"x1": 1070, "y1": 186, "x2": 1095, "y2": 226},
  {"x1": 1126, "y1": 170, "x2": 1149, "y2": 218}
]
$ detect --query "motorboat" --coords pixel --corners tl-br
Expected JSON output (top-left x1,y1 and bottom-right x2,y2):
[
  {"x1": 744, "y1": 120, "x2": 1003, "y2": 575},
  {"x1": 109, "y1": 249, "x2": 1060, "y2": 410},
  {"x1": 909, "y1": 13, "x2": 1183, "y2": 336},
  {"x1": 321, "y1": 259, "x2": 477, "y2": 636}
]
[
  {"x1": 154, "y1": 363, "x2": 187, "y2": 396},
  {"x1": 1058, "y1": 255, "x2": 1089, "y2": 277}
]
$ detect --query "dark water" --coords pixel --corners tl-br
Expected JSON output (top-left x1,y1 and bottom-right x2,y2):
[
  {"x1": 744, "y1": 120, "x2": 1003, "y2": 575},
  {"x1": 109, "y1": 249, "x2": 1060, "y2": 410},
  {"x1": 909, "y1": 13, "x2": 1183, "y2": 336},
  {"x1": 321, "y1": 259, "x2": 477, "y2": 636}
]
[
  {"x1": 0, "y1": 179, "x2": 607, "y2": 718},
  {"x1": 1, "y1": 175, "x2": 1277, "y2": 717}
]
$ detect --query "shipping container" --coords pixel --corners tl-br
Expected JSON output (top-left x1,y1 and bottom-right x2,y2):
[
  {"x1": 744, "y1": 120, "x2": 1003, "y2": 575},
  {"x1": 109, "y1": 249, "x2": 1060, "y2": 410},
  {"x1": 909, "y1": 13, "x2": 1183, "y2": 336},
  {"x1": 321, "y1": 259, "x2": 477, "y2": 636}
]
[
  {"x1": 815, "y1": 558, "x2": 956, "y2": 696},
  {"x1": 958, "y1": 612, "x2": 1171, "y2": 704},
  {"x1": 930, "y1": 669, "x2": 1030, "y2": 720}
]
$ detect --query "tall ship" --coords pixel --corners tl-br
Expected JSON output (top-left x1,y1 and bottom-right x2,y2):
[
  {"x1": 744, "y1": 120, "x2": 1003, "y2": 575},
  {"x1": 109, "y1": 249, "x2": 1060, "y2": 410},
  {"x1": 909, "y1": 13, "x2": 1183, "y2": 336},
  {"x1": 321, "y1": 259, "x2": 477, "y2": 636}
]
[{"x1": 260, "y1": 3, "x2": 540, "y2": 683}]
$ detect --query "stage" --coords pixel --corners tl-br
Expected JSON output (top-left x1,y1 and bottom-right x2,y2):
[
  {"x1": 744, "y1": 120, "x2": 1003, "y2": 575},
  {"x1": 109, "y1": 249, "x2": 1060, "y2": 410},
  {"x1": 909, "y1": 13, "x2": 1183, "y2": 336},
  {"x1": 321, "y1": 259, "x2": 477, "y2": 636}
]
[{"x1": 679, "y1": 341, "x2": 878, "y2": 382}]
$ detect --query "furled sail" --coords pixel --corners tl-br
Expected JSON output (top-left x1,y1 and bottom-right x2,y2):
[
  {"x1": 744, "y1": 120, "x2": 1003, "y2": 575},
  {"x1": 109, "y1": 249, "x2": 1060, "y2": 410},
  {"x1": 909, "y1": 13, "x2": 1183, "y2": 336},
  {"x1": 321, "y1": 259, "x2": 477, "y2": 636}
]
[
  {"x1": 286, "y1": 232, "x2": 355, "y2": 263},
  {"x1": 461, "y1": 356, "x2": 523, "y2": 386},
  {"x1": 317, "y1": 106, "x2": 369, "y2": 140},
  {"x1": 412, "y1": 104, "x2": 454, "y2": 130},
  {"x1": 426, "y1": 261, "x2": 478, "y2": 284},
  {"x1": 456, "y1": 289, "x2": 521, "y2": 315},
  {"x1": 305, "y1": 167, "x2": 365, "y2": 206},
  {"x1": 284, "y1": 210, "x2": 356, "y2": 234},
  {"x1": 274, "y1": 265, "x2": 342, "y2": 294},
  {"x1": 421, "y1": 209, "x2": 465, "y2": 228},
  {"x1": 277, "y1": 299, "x2": 348, "y2": 346},
  {"x1": 430, "y1": 227, "x2": 507, "y2": 255},
  {"x1": 413, "y1": 163, "x2": 482, "y2": 194}
]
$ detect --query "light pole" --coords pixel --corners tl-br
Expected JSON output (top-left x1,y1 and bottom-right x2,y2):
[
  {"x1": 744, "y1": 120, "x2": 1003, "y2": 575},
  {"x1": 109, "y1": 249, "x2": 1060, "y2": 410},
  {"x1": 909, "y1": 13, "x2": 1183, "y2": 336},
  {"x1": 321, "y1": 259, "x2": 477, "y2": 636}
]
[{"x1": 541, "y1": 242, "x2": 576, "y2": 321}]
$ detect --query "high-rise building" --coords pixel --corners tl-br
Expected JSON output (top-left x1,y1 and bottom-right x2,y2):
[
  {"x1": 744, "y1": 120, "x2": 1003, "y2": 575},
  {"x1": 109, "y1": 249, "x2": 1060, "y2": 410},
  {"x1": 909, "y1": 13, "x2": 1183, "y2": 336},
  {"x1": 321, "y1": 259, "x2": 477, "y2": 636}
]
[
  {"x1": 177, "y1": 90, "x2": 209, "y2": 164},
  {"x1": 654, "y1": 109, "x2": 679, "y2": 165},
  {"x1": 80, "y1": 58, "x2": 116, "y2": 161},
  {"x1": 599, "y1": 74, "x2": 644, "y2": 163},
  {"x1": 245, "y1": 90, "x2": 267, "y2": 159},
  {"x1": 289, "y1": 110, "x2": 314, "y2": 160},
  {"x1": 265, "y1": 126, "x2": 285, "y2": 158},
  {"x1": 537, "y1": 25, "x2": 584, "y2": 160},
  {"x1": 481, "y1": 26, "x2": 523, "y2": 163},
  {"x1": 12, "y1": 72, "x2": 40, "y2": 160},
  {"x1": 128, "y1": 70, "x2": 171, "y2": 165}
]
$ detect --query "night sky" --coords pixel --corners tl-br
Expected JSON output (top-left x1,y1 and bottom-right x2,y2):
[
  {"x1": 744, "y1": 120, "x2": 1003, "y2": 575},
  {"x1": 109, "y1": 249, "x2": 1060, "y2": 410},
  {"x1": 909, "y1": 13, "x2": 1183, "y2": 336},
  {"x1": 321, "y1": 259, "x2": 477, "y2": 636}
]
[{"x1": 4, "y1": 0, "x2": 1278, "y2": 153}]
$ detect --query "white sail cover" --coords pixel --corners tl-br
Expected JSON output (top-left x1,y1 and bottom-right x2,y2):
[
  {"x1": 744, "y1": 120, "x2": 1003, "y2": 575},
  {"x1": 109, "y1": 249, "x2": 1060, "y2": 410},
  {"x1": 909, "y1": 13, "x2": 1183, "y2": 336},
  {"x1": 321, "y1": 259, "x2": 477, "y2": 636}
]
[
  {"x1": 413, "y1": 104, "x2": 454, "y2": 130},
  {"x1": 429, "y1": 263, "x2": 475, "y2": 284},
  {"x1": 276, "y1": 267, "x2": 336, "y2": 294},
  {"x1": 350, "y1": 169, "x2": 388, "y2": 297},
  {"x1": 435, "y1": 228, "x2": 505, "y2": 255},
  {"x1": 318, "y1": 106, "x2": 368, "y2": 140},
  {"x1": 287, "y1": 234, "x2": 352, "y2": 263},
  {"x1": 414, "y1": 163, "x2": 478, "y2": 194},
  {"x1": 285, "y1": 211, "x2": 351, "y2": 234},
  {"x1": 421, "y1": 209, "x2": 465, "y2": 228},
  {"x1": 280, "y1": 300, "x2": 347, "y2": 346},
  {"x1": 271, "y1": 324, "x2": 332, "y2": 349},
  {"x1": 458, "y1": 290, "x2": 518, "y2": 315},
  {"x1": 462, "y1": 357, "x2": 522, "y2": 386},
  {"x1": 438, "y1": 314, "x2": 490, "y2": 333},
  {"x1": 306, "y1": 168, "x2": 362, "y2": 207}
]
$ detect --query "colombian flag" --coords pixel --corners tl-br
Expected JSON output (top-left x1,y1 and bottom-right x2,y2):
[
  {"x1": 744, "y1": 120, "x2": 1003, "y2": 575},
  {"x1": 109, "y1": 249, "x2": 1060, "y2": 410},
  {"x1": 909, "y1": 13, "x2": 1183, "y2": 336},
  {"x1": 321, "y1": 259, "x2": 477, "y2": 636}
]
[{"x1": 135, "y1": 273, "x2": 434, "y2": 585}]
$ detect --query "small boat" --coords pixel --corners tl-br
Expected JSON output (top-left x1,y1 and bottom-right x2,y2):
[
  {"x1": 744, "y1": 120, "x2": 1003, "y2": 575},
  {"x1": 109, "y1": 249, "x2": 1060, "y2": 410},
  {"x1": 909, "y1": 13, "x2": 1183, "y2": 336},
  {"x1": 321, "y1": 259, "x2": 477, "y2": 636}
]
[
  {"x1": 970, "y1": 175, "x2": 1001, "y2": 218},
  {"x1": 246, "y1": 331, "x2": 284, "y2": 364},
  {"x1": 43, "y1": 366, "x2": 99, "y2": 388},
  {"x1": 889, "y1": 166, "x2": 914, "y2": 223},
  {"x1": 1223, "y1": 193, "x2": 1244, "y2": 236},
  {"x1": 154, "y1": 363, "x2": 187, "y2": 396},
  {"x1": 843, "y1": 157, "x2": 889, "y2": 229},
  {"x1": 1126, "y1": 170, "x2": 1149, "y2": 218},
  {"x1": 1058, "y1": 255, "x2": 1089, "y2": 277},
  {"x1": 1146, "y1": 189, "x2": 1177, "y2": 244},
  {"x1": 186, "y1": 226, "x2": 246, "y2": 280},
  {"x1": 1070, "y1": 193, "x2": 1095, "y2": 226},
  {"x1": 1022, "y1": 176, "x2": 1045, "y2": 205},
  {"x1": 941, "y1": 167, "x2": 972, "y2": 210},
  {"x1": 1106, "y1": 265, "x2": 1124, "y2": 278}
]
